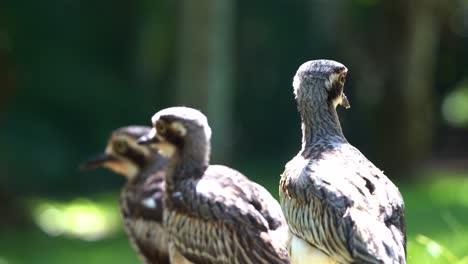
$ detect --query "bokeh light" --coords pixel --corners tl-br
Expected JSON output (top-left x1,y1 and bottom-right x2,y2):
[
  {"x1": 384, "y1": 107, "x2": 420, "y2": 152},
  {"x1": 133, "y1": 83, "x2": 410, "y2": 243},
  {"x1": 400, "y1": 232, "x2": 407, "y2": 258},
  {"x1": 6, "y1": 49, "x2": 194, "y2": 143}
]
[
  {"x1": 442, "y1": 81, "x2": 468, "y2": 127},
  {"x1": 32, "y1": 197, "x2": 121, "y2": 241}
]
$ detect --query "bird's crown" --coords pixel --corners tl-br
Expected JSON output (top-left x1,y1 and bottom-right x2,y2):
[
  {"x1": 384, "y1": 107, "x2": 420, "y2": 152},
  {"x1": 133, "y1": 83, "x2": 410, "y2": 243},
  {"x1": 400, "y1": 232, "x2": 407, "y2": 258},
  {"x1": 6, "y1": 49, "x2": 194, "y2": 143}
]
[
  {"x1": 151, "y1": 107, "x2": 212, "y2": 141},
  {"x1": 293, "y1": 59, "x2": 350, "y2": 109},
  {"x1": 295, "y1": 60, "x2": 347, "y2": 79},
  {"x1": 107, "y1": 126, "x2": 154, "y2": 158}
]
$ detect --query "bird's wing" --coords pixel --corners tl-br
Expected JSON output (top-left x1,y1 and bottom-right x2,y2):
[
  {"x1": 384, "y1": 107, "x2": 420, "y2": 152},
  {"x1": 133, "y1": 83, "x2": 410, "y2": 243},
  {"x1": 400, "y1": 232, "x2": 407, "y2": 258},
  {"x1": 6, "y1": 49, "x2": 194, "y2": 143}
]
[
  {"x1": 348, "y1": 146, "x2": 406, "y2": 253},
  {"x1": 280, "y1": 151, "x2": 405, "y2": 264},
  {"x1": 122, "y1": 172, "x2": 165, "y2": 222},
  {"x1": 123, "y1": 152, "x2": 168, "y2": 222},
  {"x1": 249, "y1": 181, "x2": 288, "y2": 229},
  {"x1": 120, "y1": 172, "x2": 170, "y2": 264},
  {"x1": 248, "y1": 181, "x2": 290, "y2": 248},
  {"x1": 214, "y1": 166, "x2": 290, "y2": 249},
  {"x1": 169, "y1": 165, "x2": 290, "y2": 264}
]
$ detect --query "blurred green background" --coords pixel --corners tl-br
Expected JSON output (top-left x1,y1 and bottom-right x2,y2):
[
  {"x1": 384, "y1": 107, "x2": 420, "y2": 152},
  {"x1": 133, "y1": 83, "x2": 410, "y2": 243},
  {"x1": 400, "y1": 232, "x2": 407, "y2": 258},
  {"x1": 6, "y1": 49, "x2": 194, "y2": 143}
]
[{"x1": 1, "y1": 0, "x2": 468, "y2": 263}]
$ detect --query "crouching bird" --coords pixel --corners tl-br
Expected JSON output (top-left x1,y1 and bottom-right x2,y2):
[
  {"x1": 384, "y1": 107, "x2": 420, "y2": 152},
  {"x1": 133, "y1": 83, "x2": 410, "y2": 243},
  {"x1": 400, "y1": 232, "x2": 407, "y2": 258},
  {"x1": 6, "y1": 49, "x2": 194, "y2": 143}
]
[
  {"x1": 138, "y1": 107, "x2": 290, "y2": 264},
  {"x1": 81, "y1": 126, "x2": 171, "y2": 264},
  {"x1": 279, "y1": 60, "x2": 406, "y2": 264}
]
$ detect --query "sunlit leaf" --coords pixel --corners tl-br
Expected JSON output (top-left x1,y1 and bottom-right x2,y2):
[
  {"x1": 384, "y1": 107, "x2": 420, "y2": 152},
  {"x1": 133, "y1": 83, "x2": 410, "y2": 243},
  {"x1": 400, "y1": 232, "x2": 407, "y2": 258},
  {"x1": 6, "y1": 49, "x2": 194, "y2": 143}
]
[
  {"x1": 416, "y1": 234, "x2": 459, "y2": 263},
  {"x1": 0, "y1": 257, "x2": 10, "y2": 264},
  {"x1": 442, "y1": 81, "x2": 468, "y2": 127}
]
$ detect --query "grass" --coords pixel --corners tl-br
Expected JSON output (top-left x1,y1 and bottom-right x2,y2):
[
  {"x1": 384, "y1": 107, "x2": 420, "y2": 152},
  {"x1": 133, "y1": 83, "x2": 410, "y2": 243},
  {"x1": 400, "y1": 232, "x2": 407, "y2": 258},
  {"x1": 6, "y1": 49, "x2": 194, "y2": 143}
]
[
  {"x1": 0, "y1": 230, "x2": 139, "y2": 264},
  {"x1": 402, "y1": 172, "x2": 468, "y2": 263},
  {"x1": 0, "y1": 169, "x2": 467, "y2": 264}
]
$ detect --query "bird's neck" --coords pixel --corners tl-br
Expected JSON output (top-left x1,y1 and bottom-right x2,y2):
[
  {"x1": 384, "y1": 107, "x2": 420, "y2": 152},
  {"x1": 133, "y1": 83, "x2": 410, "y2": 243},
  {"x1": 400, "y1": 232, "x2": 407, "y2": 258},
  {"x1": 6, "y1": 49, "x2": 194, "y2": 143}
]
[
  {"x1": 298, "y1": 95, "x2": 346, "y2": 151},
  {"x1": 165, "y1": 142, "x2": 209, "y2": 192},
  {"x1": 128, "y1": 155, "x2": 166, "y2": 184}
]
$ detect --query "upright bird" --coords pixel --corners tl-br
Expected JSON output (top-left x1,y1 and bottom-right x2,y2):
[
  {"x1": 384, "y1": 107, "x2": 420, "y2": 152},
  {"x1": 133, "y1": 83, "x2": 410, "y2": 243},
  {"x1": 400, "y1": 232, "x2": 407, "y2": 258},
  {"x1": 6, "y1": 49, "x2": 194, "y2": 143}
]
[
  {"x1": 279, "y1": 60, "x2": 406, "y2": 264},
  {"x1": 138, "y1": 107, "x2": 290, "y2": 264},
  {"x1": 81, "y1": 126, "x2": 171, "y2": 264}
]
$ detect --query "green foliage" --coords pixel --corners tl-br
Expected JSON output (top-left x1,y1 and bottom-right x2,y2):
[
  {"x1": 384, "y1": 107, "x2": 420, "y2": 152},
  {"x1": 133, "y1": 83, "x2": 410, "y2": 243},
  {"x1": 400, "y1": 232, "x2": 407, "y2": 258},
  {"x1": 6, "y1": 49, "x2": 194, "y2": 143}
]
[
  {"x1": 442, "y1": 80, "x2": 468, "y2": 127},
  {"x1": 409, "y1": 234, "x2": 467, "y2": 264},
  {"x1": 402, "y1": 173, "x2": 468, "y2": 262},
  {"x1": 0, "y1": 231, "x2": 138, "y2": 264},
  {"x1": 1, "y1": 0, "x2": 468, "y2": 196},
  {"x1": 1, "y1": 1, "x2": 468, "y2": 262}
]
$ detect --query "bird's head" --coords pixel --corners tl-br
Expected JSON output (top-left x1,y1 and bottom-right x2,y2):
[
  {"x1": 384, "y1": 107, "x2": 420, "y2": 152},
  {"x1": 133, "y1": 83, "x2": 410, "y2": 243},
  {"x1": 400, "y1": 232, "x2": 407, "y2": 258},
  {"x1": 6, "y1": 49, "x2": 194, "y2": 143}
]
[
  {"x1": 138, "y1": 107, "x2": 211, "y2": 161},
  {"x1": 81, "y1": 126, "x2": 156, "y2": 180},
  {"x1": 293, "y1": 59, "x2": 350, "y2": 109}
]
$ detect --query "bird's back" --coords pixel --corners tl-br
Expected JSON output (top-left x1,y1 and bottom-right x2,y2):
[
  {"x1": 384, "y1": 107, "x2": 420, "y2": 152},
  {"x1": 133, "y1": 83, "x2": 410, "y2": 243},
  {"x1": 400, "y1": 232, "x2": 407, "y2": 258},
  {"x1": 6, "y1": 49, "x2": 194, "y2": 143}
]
[
  {"x1": 280, "y1": 142, "x2": 405, "y2": 264},
  {"x1": 165, "y1": 165, "x2": 290, "y2": 264}
]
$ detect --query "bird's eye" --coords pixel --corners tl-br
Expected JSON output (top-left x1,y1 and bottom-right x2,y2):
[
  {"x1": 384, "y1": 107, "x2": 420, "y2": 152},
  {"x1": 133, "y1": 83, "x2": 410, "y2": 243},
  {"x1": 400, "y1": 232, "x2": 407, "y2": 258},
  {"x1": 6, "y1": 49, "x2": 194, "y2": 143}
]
[
  {"x1": 156, "y1": 120, "x2": 167, "y2": 135},
  {"x1": 114, "y1": 141, "x2": 128, "y2": 154},
  {"x1": 339, "y1": 75, "x2": 346, "y2": 85}
]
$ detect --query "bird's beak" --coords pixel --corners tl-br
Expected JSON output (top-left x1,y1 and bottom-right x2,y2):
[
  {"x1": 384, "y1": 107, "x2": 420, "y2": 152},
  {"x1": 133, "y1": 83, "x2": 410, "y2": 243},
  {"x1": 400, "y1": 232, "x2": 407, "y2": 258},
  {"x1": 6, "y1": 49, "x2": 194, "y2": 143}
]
[
  {"x1": 80, "y1": 153, "x2": 117, "y2": 170},
  {"x1": 340, "y1": 93, "x2": 351, "y2": 109},
  {"x1": 137, "y1": 128, "x2": 159, "y2": 145}
]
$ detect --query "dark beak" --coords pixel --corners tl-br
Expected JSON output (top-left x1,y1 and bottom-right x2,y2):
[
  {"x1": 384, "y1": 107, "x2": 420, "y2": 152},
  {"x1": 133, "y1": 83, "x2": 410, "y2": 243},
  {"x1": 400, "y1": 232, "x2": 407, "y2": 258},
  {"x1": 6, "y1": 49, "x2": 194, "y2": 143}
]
[
  {"x1": 340, "y1": 93, "x2": 351, "y2": 109},
  {"x1": 79, "y1": 153, "x2": 117, "y2": 170},
  {"x1": 137, "y1": 128, "x2": 159, "y2": 145}
]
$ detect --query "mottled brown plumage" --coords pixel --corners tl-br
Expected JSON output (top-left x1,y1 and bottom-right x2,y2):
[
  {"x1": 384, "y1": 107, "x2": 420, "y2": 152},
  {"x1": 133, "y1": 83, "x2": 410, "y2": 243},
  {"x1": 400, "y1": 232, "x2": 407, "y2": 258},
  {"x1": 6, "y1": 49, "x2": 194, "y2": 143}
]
[
  {"x1": 82, "y1": 126, "x2": 171, "y2": 264},
  {"x1": 279, "y1": 60, "x2": 406, "y2": 264},
  {"x1": 138, "y1": 107, "x2": 290, "y2": 264}
]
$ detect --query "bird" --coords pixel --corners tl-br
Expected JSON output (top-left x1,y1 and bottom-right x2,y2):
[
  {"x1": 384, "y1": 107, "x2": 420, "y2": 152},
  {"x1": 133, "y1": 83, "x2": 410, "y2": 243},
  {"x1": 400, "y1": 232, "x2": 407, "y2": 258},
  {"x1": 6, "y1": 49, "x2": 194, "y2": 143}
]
[
  {"x1": 137, "y1": 106, "x2": 291, "y2": 264},
  {"x1": 279, "y1": 60, "x2": 406, "y2": 264},
  {"x1": 81, "y1": 126, "x2": 171, "y2": 264}
]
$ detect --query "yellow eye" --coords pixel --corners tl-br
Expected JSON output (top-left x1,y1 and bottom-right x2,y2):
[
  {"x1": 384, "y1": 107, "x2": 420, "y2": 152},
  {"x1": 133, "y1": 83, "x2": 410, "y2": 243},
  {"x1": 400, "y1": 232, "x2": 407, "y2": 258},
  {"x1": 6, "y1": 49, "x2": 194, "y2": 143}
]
[
  {"x1": 114, "y1": 141, "x2": 128, "y2": 154},
  {"x1": 339, "y1": 75, "x2": 346, "y2": 84},
  {"x1": 156, "y1": 120, "x2": 167, "y2": 134}
]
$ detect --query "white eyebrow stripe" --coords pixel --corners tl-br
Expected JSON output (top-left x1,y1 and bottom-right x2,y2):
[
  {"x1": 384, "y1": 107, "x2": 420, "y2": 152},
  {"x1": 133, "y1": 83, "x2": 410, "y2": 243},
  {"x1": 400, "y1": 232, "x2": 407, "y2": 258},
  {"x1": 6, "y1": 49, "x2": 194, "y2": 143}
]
[{"x1": 327, "y1": 72, "x2": 341, "y2": 90}]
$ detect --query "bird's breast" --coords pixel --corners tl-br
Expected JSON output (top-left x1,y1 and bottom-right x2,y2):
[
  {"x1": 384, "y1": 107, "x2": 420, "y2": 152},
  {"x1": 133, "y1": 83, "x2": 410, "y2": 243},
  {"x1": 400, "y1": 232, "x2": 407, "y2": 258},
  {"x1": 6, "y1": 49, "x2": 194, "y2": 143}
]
[
  {"x1": 124, "y1": 217, "x2": 169, "y2": 255},
  {"x1": 280, "y1": 195, "x2": 352, "y2": 264},
  {"x1": 289, "y1": 234, "x2": 339, "y2": 264}
]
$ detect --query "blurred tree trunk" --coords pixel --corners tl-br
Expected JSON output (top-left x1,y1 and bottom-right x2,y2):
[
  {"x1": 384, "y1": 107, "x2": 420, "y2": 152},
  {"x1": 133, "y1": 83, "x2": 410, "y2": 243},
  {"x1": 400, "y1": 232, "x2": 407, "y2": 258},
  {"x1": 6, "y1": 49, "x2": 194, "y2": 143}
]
[
  {"x1": 0, "y1": 186, "x2": 31, "y2": 227},
  {"x1": 326, "y1": 0, "x2": 455, "y2": 177},
  {"x1": 0, "y1": 25, "x2": 13, "y2": 114},
  {"x1": 0, "y1": 22, "x2": 29, "y2": 227},
  {"x1": 400, "y1": 0, "x2": 441, "y2": 175},
  {"x1": 174, "y1": 0, "x2": 235, "y2": 163}
]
